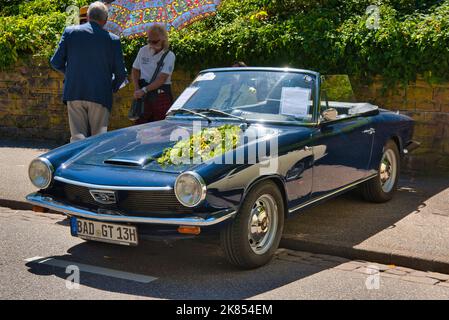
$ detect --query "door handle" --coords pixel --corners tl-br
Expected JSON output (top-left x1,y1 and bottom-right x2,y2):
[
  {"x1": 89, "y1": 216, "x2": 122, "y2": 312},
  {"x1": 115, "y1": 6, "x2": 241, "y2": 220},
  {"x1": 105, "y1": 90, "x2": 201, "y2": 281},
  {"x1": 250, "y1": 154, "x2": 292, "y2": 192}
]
[{"x1": 362, "y1": 128, "x2": 376, "y2": 135}]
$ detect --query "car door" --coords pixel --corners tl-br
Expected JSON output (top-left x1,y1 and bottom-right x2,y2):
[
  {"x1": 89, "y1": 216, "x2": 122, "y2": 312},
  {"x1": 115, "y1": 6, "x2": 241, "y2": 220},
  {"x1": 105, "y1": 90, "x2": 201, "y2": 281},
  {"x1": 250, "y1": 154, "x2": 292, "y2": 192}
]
[{"x1": 310, "y1": 116, "x2": 375, "y2": 197}]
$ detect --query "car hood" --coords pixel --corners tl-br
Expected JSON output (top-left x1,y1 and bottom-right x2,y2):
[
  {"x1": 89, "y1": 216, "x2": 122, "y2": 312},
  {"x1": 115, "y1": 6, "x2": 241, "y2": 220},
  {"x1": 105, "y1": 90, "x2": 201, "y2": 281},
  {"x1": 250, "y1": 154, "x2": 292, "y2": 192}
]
[{"x1": 61, "y1": 119, "x2": 310, "y2": 174}]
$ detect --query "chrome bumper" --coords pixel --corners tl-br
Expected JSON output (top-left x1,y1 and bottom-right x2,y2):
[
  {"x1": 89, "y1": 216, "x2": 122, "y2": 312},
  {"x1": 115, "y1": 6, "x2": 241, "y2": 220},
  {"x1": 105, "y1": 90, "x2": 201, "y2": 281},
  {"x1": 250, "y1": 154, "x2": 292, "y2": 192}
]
[{"x1": 26, "y1": 192, "x2": 236, "y2": 227}]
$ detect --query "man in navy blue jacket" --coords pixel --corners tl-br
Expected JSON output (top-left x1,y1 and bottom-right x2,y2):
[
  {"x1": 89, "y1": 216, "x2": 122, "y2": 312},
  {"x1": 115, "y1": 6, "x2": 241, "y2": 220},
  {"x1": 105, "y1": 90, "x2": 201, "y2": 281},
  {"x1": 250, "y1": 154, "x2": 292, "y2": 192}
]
[{"x1": 50, "y1": 1, "x2": 127, "y2": 142}]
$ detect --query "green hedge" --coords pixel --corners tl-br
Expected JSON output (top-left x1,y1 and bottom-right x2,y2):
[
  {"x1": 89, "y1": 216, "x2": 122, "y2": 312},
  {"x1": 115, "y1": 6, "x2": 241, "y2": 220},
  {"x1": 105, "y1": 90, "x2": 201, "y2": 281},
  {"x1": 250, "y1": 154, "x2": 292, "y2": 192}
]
[{"x1": 0, "y1": 0, "x2": 448, "y2": 85}]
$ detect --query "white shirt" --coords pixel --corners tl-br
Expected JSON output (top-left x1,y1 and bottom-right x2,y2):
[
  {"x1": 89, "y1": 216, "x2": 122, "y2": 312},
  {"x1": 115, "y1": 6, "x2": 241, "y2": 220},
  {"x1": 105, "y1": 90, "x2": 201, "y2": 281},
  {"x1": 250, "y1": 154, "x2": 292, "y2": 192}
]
[{"x1": 132, "y1": 45, "x2": 176, "y2": 85}]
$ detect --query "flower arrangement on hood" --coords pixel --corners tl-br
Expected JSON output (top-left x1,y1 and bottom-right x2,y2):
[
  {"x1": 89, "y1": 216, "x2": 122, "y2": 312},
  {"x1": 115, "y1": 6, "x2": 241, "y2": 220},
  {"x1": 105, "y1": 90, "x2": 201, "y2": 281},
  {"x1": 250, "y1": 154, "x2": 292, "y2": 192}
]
[{"x1": 157, "y1": 124, "x2": 242, "y2": 166}]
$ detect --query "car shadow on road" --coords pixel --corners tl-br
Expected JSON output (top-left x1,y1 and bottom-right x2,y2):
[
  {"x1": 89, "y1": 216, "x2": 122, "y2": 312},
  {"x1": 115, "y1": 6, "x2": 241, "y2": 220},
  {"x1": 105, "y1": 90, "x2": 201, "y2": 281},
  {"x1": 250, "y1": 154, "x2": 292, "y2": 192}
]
[
  {"x1": 24, "y1": 237, "x2": 337, "y2": 299},
  {"x1": 281, "y1": 174, "x2": 449, "y2": 257}
]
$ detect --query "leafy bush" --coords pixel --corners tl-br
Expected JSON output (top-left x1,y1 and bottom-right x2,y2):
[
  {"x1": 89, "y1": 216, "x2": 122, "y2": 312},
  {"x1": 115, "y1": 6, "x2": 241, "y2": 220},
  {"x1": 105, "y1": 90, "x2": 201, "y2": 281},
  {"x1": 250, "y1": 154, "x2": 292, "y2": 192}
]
[
  {"x1": 0, "y1": 0, "x2": 448, "y2": 85},
  {"x1": 0, "y1": 12, "x2": 67, "y2": 68}
]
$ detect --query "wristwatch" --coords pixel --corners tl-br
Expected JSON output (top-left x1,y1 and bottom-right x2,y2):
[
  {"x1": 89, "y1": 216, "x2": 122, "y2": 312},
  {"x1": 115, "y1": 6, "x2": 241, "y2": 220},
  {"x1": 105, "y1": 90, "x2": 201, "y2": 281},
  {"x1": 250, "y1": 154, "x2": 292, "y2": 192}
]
[{"x1": 141, "y1": 86, "x2": 148, "y2": 94}]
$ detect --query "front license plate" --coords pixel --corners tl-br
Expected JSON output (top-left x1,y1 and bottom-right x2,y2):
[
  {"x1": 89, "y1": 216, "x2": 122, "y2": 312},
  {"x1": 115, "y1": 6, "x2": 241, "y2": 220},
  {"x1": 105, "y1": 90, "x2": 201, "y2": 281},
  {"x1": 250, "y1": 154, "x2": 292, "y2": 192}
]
[{"x1": 70, "y1": 217, "x2": 138, "y2": 246}]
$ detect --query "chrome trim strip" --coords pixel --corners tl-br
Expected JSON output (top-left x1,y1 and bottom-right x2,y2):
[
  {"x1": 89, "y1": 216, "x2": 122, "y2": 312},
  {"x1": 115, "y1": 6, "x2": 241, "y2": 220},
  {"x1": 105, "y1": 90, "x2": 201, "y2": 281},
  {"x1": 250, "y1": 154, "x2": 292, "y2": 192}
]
[
  {"x1": 288, "y1": 174, "x2": 378, "y2": 214},
  {"x1": 39, "y1": 157, "x2": 55, "y2": 173},
  {"x1": 200, "y1": 67, "x2": 320, "y2": 78},
  {"x1": 26, "y1": 193, "x2": 236, "y2": 226},
  {"x1": 54, "y1": 176, "x2": 173, "y2": 191},
  {"x1": 104, "y1": 158, "x2": 145, "y2": 166}
]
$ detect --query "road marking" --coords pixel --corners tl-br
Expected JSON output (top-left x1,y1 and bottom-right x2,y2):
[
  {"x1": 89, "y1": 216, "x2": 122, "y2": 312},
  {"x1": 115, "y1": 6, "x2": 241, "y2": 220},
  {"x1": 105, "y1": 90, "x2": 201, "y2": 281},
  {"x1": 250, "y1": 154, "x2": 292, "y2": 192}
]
[{"x1": 25, "y1": 256, "x2": 157, "y2": 283}]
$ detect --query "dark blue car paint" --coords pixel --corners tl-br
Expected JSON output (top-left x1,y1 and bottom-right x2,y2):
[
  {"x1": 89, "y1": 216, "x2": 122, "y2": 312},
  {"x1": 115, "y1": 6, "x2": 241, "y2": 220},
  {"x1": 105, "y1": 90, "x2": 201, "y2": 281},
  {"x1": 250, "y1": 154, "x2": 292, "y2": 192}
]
[
  {"x1": 34, "y1": 68, "x2": 415, "y2": 238},
  {"x1": 41, "y1": 113, "x2": 412, "y2": 218}
]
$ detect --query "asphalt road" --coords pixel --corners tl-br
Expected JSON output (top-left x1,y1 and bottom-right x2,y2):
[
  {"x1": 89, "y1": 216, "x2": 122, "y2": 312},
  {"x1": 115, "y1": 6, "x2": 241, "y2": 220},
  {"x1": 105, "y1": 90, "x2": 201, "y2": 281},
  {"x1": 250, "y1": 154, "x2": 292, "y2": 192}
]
[
  {"x1": 1, "y1": 206, "x2": 449, "y2": 300},
  {"x1": 0, "y1": 140, "x2": 57, "y2": 209}
]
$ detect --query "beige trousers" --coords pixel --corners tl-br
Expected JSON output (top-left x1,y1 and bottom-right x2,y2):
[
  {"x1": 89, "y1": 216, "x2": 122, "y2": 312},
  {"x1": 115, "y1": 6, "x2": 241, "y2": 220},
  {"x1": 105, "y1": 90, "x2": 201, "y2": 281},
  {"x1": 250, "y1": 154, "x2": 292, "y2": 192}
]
[{"x1": 67, "y1": 100, "x2": 110, "y2": 143}]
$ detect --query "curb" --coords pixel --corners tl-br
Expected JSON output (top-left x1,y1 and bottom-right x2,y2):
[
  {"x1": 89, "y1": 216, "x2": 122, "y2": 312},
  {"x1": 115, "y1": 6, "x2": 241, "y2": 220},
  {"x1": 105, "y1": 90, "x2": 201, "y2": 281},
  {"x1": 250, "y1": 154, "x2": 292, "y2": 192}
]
[{"x1": 280, "y1": 235, "x2": 449, "y2": 274}]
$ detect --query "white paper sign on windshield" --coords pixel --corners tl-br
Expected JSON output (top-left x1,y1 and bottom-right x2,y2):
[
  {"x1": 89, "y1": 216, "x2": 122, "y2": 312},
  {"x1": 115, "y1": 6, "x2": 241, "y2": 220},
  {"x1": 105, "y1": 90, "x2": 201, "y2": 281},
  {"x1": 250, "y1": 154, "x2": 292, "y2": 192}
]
[
  {"x1": 168, "y1": 87, "x2": 199, "y2": 111},
  {"x1": 279, "y1": 87, "x2": 311, "y2": 118}
]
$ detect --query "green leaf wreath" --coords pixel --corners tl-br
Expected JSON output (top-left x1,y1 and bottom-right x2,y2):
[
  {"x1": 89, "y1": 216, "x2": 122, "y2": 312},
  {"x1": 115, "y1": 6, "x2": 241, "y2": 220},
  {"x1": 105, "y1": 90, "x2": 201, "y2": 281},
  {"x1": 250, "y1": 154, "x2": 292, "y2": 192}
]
[{"x1": 157, "y1": 124, "x2": 242, "y2": 166}]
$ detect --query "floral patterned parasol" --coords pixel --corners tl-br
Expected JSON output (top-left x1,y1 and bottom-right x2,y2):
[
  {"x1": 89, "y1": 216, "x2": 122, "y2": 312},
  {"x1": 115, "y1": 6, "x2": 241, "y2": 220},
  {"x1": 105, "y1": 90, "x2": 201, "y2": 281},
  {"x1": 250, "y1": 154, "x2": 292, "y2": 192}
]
[{"x1": 104, "y1": 0, "x2": 222, "y2": 38}]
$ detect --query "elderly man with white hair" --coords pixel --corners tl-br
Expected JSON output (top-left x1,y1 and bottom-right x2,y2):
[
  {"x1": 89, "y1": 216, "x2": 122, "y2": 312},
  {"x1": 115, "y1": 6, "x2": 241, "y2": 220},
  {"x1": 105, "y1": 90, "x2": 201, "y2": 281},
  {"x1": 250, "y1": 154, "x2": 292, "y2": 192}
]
[{"x1": 50, "y1": 1, "x2": 127, "y2": 142}]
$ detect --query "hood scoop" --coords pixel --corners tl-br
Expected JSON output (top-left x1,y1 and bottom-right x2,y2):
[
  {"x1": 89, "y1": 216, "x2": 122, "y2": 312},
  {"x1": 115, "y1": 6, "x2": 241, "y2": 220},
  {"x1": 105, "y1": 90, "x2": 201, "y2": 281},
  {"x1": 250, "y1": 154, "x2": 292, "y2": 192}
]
[{"x1": 104, "y1": 157, "x2": 152, "y2": 167}]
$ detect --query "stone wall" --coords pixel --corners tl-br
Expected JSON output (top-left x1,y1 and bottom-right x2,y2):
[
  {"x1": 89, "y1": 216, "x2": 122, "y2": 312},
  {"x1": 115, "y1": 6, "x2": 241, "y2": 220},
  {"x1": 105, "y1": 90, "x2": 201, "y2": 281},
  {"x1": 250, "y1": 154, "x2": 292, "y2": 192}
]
[
  {"x1": 352, "y1": 77, "x2": 449, "y2": 173},
  {"x1": 0, "y1": 58, "x2": 195, "y2": 142},
  {"x1": 0, "y1": 59, "x2": 448, "y2": 173}
]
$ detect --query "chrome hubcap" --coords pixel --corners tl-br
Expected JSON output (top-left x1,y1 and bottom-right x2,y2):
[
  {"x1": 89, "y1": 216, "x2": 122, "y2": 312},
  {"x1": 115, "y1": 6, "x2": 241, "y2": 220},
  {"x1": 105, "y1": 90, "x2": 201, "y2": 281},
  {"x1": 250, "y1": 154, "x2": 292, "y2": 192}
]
[
  {"x1": 248, "y1": 194, "x2": 278, "y2": 255},
  {"x1": 380, "y1": 149, "x2": 397, "y2": 193}
]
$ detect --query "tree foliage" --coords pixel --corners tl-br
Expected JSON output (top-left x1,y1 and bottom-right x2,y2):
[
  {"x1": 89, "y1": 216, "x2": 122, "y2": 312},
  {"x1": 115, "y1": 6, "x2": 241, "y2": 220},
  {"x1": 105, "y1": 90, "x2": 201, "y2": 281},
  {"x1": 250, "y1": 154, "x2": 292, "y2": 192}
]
[{"x1": 0, "y1": 0, "x2": 448, "y2": 84}]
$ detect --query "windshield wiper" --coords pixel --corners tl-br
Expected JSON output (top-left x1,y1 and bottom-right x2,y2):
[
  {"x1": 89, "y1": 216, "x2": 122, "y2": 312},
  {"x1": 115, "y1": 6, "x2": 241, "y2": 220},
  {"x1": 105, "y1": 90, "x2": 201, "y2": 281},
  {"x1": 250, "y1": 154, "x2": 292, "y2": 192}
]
[
  {"x1": 193, "y1": 108, "x2": 250, "y2": 126},
  {"x1": 167, "y1": 108, "x2": 212, "y2": 123}
]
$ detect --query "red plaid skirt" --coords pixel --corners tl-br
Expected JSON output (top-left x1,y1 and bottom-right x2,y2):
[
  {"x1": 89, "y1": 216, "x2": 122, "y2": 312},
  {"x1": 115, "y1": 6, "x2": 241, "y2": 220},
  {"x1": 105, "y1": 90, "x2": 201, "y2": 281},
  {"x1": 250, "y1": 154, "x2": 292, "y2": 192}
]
[{"x1": 134, "y1": 92, "x2": 173, "y2": 125}]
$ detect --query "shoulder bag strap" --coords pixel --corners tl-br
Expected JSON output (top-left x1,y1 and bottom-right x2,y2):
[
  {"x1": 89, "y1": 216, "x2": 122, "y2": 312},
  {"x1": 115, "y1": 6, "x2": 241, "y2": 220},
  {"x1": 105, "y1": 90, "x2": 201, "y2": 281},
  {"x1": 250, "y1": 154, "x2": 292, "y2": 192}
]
[{"x1": 149, "y1": 50, "x2": 171, "y2": 84}]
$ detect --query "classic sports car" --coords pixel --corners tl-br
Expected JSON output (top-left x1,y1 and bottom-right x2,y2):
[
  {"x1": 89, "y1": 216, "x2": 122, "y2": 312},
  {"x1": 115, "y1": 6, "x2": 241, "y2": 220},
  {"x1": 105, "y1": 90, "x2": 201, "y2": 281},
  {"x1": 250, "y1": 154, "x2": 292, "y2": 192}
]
[{"x1": 26, "y1": 67, "x2": 419, "y2": 269}]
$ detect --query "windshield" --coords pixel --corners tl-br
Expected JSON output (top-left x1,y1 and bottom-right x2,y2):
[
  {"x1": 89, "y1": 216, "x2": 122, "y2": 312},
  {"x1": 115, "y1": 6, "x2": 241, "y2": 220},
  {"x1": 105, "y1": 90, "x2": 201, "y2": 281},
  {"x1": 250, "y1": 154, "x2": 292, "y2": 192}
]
[{"x1": 168, "y1": 70, "x2": 316, "y2": 123}]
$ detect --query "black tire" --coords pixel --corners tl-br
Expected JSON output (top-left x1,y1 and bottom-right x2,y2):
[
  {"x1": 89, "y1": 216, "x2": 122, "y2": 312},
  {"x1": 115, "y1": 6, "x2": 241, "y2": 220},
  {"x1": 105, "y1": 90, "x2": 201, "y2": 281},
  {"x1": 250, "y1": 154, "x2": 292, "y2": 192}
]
[
  {"x1": 360, "y1": 140, "x2": 400, "y2": 203},
  {"x1": 220, "y1": 180, "x2": 284, "y2": 269}
]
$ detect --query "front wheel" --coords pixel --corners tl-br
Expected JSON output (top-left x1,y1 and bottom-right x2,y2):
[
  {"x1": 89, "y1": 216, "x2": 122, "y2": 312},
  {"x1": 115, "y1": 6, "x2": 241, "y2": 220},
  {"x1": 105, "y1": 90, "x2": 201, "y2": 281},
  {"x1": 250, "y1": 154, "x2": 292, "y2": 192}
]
[
  {"x1": 360, "y1": 139, "x2": 400, "y2": 203},
  {"x1": 220, "y1": 181, "x2": 284, "y2": 269}
]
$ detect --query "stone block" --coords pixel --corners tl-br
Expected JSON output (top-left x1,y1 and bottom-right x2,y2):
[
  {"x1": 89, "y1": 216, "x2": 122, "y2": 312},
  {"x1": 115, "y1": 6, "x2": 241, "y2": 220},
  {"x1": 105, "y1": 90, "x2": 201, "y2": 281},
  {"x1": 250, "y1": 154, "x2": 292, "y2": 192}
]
[
  {"x1": 7, "y1": 81, "x2": 28, "y2": 98},
  {"x1": 0, "y1": 72, "x2": 27, "y2": 82},
  {"x1": 15, "y1": 99, "x2": 41, "y2": 115},
  {"x1": 407, "y1": 86, "x2": 433, "y2": 102},
  {"x1": 28, "y1": 78, "x2": 60, "y2": 93},
  {"x1": 413, "y1": 123, "x2": 444, "y2": 138},
  {"x1": 403, "y1": 100, "x2": 416, "y2": 111},
  {"x1": 16, "y1": 115, "x2": 49, "y2": 129},
  {"x1": 437, "y1": 281, "x2": 449, "y2": 288},
  {"x1": 384, "y1": 268, "x2": 407, "y2": 276},
  {"x1": 433, "y1": 87, "x2": 449, "y2": 104},
  {"x1": 402, "y1": 275, "x2": 439, "y2": 285},
  {"x1": 405, "y1": 111, "x2": 437, "y2": 123},
  {"x1": 47, "y1": 70, "x2": 64, "y2": 80},
  {"x1": 0, "y1": 88, "x2": 8, "y2": 99},
  {"x1": 334, "y1": 262, "x2": 364, "y2": 271},
  {"x1": 436, "y1": 156, "x2": 449, "y2": 170},
  {"x1": 48, "y1": 114, "x2": 68, "y2": 127},
  {"x1": 0, "y1": 114, "x2": 17, "y2": 127},
  {"x1": 443, "y1": 139, "x2": 449, "y2": 154},
  {"x1": 415, "y1": 100, "x2": 440, "y2": 112},
  {"x1": 0, "y1": 81, "x2": 13, "y2": 89},
  {"x1": 441, "y1": 104, "x2": 449, "y2": 113},
  {"x1": 426, "y1": 272, "x2": 449, "y2": 281},
  {"x1": 408, "y1": 78, "x2": 434, "y2": 89},
  {"x1": 388, "y1": 101, "x2": 409, "y2": 111}
]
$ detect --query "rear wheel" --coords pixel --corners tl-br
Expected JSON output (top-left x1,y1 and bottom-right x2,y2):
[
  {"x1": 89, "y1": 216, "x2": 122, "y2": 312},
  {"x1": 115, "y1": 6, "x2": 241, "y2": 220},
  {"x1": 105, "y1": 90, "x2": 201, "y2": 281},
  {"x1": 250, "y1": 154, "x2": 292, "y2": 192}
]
[
  {"x1": 360, "y1": 140, "x2": 400, "y2": 203},
  {"x1": 220, "y1": 181, "x2": 284, "y2": 269}
]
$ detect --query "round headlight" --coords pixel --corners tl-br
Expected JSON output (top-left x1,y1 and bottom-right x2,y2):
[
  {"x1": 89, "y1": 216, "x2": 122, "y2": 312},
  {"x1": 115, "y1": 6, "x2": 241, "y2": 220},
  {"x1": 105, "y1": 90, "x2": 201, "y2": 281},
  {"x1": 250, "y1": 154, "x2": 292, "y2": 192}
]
[
  {"x1": 28, "y1": 158, "x2": 54, "y2": 189},
  {"x1": 174, "y1": 172, "x2": 207, "y2": 207}
]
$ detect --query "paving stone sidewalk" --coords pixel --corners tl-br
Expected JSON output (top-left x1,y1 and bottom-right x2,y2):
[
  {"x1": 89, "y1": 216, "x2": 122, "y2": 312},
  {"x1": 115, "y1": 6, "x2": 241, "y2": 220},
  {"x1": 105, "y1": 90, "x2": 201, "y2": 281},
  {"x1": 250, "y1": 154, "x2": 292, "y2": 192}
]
[
  {"x1": 281, "y1": 175, "x2": 449, "y2": 273},
  {"x1": 276, "y1": 249, "x2": 449, "y2": 289}
]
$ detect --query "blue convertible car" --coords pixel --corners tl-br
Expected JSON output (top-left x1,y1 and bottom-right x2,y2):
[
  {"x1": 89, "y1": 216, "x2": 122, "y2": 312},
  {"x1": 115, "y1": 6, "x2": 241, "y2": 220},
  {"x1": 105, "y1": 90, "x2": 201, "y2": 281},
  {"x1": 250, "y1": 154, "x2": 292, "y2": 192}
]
[{"x1": 26, "y1": 67, "x2": 419, "y2": 268}]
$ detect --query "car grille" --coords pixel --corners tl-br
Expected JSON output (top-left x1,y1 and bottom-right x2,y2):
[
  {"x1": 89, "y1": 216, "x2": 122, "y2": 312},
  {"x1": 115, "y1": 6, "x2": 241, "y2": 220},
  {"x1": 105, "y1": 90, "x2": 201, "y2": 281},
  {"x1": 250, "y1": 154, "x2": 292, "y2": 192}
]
[{"x1": 48, "y1": 181, "x2": 193, "y2": 216}]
